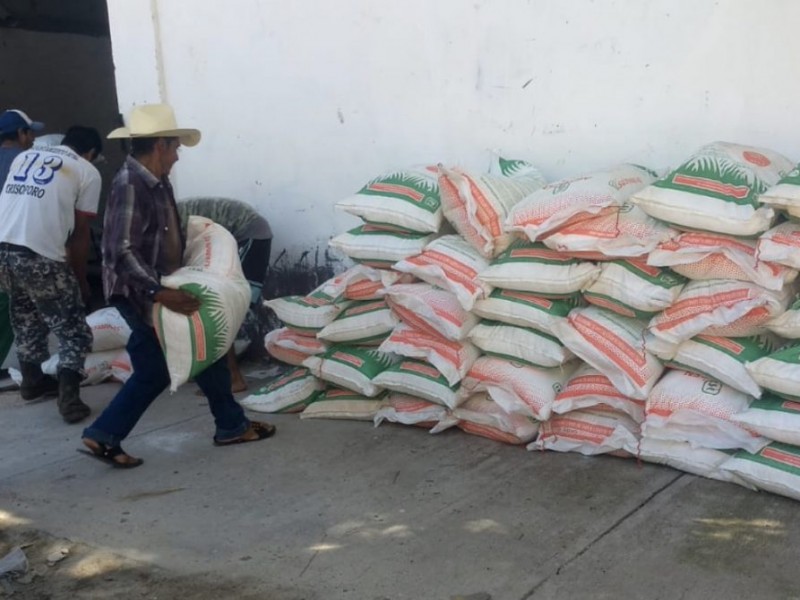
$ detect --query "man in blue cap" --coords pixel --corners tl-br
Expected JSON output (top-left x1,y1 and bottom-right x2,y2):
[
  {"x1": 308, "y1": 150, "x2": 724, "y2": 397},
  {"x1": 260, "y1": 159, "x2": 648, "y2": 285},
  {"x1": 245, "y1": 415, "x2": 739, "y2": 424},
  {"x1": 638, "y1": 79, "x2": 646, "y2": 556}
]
[
  {"x1": 0, "y1": 109, "x2": 45, "y2": 375},
  {"x1": 0, "y1": 109, "x2": 45, "y2": 184}
]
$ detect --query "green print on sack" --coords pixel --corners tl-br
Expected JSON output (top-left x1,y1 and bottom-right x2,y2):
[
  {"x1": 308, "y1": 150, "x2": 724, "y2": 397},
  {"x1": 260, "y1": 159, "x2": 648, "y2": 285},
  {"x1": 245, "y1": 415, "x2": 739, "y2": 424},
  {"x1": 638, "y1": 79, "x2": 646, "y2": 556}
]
[
  {"x1": 358, "y1": 172, "x2": 440, "y2": 213},
  {"x1": 159, "y1": 282, "x2": 230, "y2": 379},
  {"x1": 652, "y1": 153, "x2": 768, "y2": 207}
]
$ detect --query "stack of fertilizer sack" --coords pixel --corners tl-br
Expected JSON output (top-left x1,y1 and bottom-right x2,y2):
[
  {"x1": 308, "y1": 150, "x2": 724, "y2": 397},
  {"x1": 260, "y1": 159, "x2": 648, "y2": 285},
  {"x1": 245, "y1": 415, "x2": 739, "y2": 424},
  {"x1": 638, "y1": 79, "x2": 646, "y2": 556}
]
[
  {"x1": 245, "y1": 143, "x2": 800, "y2": 502},
  {"x1": 9, "y1": 306, "x2": 133, "y2": 386}
]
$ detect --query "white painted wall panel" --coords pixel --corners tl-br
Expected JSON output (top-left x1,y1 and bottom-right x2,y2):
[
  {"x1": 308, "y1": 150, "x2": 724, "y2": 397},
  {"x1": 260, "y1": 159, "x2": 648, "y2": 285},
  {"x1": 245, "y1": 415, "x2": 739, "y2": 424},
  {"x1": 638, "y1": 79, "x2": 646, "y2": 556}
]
[{"x1": 106, "y1": 0, "x2": 800, "y2": 262}]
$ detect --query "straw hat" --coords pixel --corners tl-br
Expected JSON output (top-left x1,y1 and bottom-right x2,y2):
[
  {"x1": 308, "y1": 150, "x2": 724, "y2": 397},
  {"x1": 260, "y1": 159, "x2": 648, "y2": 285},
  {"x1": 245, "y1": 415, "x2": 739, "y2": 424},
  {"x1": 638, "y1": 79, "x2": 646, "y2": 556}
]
[{"x1": 108, "y1": 103, "x2": 201, "y2": 146}]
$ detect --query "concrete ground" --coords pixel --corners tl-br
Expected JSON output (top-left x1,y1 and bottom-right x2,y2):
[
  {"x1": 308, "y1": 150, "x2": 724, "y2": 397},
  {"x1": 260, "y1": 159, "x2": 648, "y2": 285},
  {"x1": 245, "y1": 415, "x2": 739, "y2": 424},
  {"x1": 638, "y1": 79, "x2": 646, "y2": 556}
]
[{"x1": 1, "y1": 367, "x2": 799, "y2": 600}]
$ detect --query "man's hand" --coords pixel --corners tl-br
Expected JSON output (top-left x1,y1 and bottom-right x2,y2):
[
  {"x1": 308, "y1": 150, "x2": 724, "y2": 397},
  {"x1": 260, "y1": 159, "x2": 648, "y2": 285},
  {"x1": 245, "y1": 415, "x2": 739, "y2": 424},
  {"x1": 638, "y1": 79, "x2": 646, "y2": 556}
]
[{"x1": 154, "y1": 288, "x2": 201, "y2": 315}]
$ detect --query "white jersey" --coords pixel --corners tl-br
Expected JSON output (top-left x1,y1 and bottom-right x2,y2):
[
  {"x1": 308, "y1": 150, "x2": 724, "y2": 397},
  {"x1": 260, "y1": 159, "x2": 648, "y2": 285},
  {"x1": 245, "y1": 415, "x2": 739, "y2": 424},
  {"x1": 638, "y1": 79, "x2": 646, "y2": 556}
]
[{"x1": 0, "y1": 145, "x2": 101, "y2": 262}]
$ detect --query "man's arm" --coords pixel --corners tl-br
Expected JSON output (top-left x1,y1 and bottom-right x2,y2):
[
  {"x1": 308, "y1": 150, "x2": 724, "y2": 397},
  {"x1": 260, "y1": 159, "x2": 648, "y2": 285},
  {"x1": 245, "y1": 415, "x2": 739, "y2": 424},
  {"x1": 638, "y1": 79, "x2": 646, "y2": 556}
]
[{"x1": 65, "y1": 210, "x2": 94, "y2": 304}]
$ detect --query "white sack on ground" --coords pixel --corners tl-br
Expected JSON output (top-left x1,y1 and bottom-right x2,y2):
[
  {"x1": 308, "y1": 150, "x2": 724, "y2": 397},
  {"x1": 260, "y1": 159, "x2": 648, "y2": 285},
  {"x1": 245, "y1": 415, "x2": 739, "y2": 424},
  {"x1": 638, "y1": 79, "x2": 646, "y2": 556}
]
[
  {"x1": 552, "y1": 363, "x2": 645, "y2": 423},
  {"x1": 459, "y1": 355, "x2": 577, "y2": 421},
  {"x1": 643, "y1": 369, "x2": 768, "y2": 454},
  {"x1": 86, "y1": 307, "x2": 131, "y2": 352},
  {"x1": 454, "y1": 393, "x2": 540, "y2": 445},
  {"x1": 241, "y1": 367, "x2": 324, "y2": 414},
  {"x1": 720, "y1": 443, "x2": 800, "y2": 502},
  {"x1": 300, "y1": 387, "x2": 385, "y2": 421},
  {"x1": 731, "y1": 393, "x2": 800, "y2": 446},
  {"x1": 530, "y1": 407, "x2": 640, "y2": 456}
]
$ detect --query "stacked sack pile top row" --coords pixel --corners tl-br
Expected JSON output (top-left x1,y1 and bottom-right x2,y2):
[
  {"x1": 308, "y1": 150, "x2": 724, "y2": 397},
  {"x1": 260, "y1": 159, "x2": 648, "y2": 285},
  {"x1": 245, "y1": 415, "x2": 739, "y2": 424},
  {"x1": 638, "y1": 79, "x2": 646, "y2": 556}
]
[{"x1": 244, "y1": 141, "x2": 800, "y2": 503}]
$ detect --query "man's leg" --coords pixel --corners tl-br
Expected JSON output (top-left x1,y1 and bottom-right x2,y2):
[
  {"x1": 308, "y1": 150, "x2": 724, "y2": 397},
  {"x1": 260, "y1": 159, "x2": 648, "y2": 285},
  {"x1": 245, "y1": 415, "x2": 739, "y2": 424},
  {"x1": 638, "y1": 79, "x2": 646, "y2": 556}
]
[
  {"x1": 1, "y1": 248, "x2": 61, "y2": 402},
  {"x1": 195, "y1": 357, "x2": 276, "y2": 444},
  {"x1": 83, "y1": 300, "x2": 170, "y2": 447},
  {"x1": 24, "y1": 256, "x2": 93, "y2": 422},
  {"x1": 194, "y1": 357, "x2": 250, "y2": 440}
]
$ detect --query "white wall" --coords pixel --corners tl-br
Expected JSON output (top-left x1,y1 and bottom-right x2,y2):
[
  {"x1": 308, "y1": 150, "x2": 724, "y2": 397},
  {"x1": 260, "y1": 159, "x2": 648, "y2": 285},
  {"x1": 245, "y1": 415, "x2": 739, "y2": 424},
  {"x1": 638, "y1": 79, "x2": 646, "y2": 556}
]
[{"x1": 106, "y1": 0, "x2": 800, "y2": 263}]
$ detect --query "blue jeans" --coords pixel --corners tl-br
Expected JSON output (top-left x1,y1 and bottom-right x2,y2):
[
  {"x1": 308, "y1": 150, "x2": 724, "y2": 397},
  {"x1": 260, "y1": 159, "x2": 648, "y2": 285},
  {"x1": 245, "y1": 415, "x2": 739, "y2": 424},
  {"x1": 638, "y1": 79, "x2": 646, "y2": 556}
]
[{"x1": 83, "y1": 298, "x2": 250, "y2": 447}]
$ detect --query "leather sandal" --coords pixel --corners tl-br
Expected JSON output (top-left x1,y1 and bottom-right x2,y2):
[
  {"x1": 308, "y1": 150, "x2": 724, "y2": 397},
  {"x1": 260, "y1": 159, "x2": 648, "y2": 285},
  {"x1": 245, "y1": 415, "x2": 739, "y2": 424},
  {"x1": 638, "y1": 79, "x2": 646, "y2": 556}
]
[
  {"x1": 79, "y1": 438, "x2": 143, "y2": 469},
  {"x1": 213, "y1": 421, "x2": 276, "y2": 446}
]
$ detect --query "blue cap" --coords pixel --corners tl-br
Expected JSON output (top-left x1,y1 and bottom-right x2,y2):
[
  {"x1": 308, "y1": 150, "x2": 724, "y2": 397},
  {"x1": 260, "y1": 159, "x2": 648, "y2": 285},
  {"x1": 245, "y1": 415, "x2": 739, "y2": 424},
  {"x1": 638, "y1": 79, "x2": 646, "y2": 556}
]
[{"x1": 0, "y1": 109, "x2": 45, "y2": 135}]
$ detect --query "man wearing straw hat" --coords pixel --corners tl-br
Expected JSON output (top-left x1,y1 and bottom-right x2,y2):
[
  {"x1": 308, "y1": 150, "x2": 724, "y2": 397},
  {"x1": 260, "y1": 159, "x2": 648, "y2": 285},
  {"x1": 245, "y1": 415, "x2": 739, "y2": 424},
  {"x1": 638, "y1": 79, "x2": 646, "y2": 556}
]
[{"x1": 81, "y1": 104, "x2": 275, "y2": 468}]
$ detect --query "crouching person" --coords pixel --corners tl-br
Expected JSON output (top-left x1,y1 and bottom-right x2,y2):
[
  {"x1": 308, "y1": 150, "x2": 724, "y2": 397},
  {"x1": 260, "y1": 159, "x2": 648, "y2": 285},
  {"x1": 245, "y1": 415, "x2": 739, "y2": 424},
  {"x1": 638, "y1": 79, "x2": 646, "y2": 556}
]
[{"x1": 81, "y1": 104, "x2": 275, "y2": 469}]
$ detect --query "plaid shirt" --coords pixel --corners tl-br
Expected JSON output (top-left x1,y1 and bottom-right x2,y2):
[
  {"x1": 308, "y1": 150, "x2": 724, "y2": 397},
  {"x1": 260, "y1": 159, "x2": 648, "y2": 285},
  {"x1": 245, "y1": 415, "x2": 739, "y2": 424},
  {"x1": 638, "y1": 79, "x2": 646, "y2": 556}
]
[{"x1": 102, "y1": 155, "x2": 186, "y2": 321}]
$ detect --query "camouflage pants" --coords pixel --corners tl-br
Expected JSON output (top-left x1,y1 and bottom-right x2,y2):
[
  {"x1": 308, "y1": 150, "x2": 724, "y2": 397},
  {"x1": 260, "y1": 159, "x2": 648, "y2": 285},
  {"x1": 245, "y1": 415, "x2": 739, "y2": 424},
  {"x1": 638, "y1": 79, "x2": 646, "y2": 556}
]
[{"x1": 0, "y1": 243, "x2": 91, "y2": 372}]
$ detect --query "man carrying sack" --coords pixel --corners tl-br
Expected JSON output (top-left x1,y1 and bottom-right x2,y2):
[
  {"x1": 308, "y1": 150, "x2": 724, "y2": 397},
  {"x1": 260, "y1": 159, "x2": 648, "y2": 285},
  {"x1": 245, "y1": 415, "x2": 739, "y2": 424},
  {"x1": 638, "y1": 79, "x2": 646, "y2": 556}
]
[{"x1": 81, "y1": 104, "x2": 275, "y2": 468}]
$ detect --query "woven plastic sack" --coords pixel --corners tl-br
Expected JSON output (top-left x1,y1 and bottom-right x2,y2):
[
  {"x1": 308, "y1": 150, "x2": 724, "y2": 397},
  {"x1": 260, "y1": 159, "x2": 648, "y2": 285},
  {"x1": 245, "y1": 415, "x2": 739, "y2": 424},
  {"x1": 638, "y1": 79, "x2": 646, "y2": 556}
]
[
  {"x1": 240, "y1": 367, "x2": 323, "y2": 413},
  {"x1": 156, "y1": 219, "x2": 250, "y2": 391},
  {"x1": 530, "y1": 407, "x2": 640, "y2": 456},
  {"x1": 758, "y1": 163, "x2": 800, "y2": 219},
  {"x1": 329, "y1": 225, "x2": 436, "y2": 269},
  {"x1": 551, "y1": 306, "x2": 663, "y2": 400},
  {"x1": 300, "y1": 387, "x2": 385, "y2": 421},
  {"x1": 373, "y1": 393, "x2": 452, "y2": 429},
  {"x1": 506, "y1": 164, "x2": 657, "y2": 242},
  {"x1": 459, "y1": 356, "x2": 577, "y2": 421},
  {"x1": 630, "y1": 141, "x2": 793, "y2": 236},
  {"x1": 393, "y1": 235, "x2": 491, "y2": 310},
  {"x1": 336, "y1": 165, "x2": 442, "y2": 233},
  {"x1": 383, "y1": 282, "x2": 478, "y2": 341},
  {"x1": 766, "y1": 297, "x2": 800, "y2": 339},
  {"x1": 662, "y1": 334, "x2": 778, "y2": 397},
  {"x1": 439, "y1": 157, "x2": 546, "y2": 257},
  {"x1": 478, "y1": 240, "x2": 600, "y2": 297},
  {"x1": 731, "y1": 393, "x2": 800, "y2": 446},
  {"x1": 637, "y1": 438, "x2": 751, "y2": 486},
  {"x1": 316, "y1": 299, "x2": 397, "y2": 345},
  {"x1": 553, "y1": 363, "x2": 645, "y2": 423},
  {"x1": 378, "y1": 322, "x2": 479, "y2": 386},
  {"x1": 583, "y1": 259, "x2": 687, "y2": 319},
  {"x1": 647, "y1": 231, "x2": 796, "y2": 291},
  {"x1": 643, "y1": 369, "x2": 768, "y2": 453},
  {"x1": 645, "y1": 280, "x2": 792, "y2": 359},
  {"x1": 264, "y1": 327, "x2": 328, "y2": 366},
  {"x1": 86, "y1": 307, "x2": 131, "y2": 352},
  {"x1": 472, "y1": 289, "x2": 578, "y2": 335},
  {"x1": 542, "y1": 201, "x2": 677, "y2": 259},
  {"x1": 757, "y1": 221, "x2": 800, "y2": 270},
  {"x1": 302, "y1": 346, "x2": 397, "y2": 397},
  {"x1": 746, "y1": 344, "x2": 800, "y2": 401},
  {"x1": 454, "y1": 393, "x2": 540, "y2": 445},
  {"x1": 372, "y1": 358, "x2": 462, "y2": 409},
  {"x1": 468, "y1": 320, "x2": 574, "y2": 368},
  {"x1": 182, "y1": 216, "x2": 244, "y2": 276},
  {"x1": 720, "y1": 443, "x2": 800, "y2": 501}
]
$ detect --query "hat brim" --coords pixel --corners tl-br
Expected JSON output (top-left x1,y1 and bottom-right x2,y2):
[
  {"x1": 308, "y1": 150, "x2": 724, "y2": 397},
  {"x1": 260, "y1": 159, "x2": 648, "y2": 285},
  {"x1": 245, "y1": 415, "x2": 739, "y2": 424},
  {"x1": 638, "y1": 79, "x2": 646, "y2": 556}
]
[
  {"x1": 107, "y1": 126, "x2": 201, "y2": 147},
  {"x1": 29, "y1": 121, "x2": 45, "y2": 132}
]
